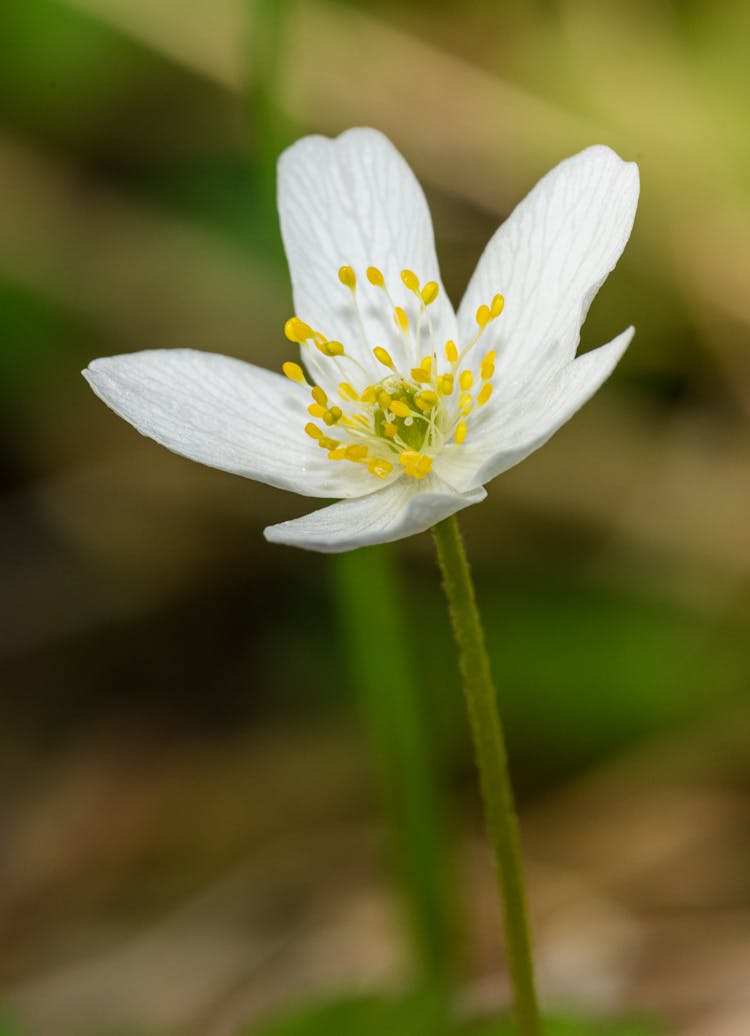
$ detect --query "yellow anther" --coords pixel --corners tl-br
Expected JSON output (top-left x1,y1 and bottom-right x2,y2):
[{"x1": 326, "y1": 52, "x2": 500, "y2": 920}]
[
  {"x1": 378, "y1": 390, "x2": 392, "y2": 409},
  {"x1": 399, "y1": 451, "x2": 433, "y2": 479},
  {"x1": 308, "y1": 403, "x2": 326, "y2": 418},
  {"x1": 420, "y1": 356, "x2": 433, "y2": 373},
  {"x1": 368, "y1": 458, "x2": 393, "y2": 479},
  {"x1": 373, "y1": 346, "x2": 395, "y2": 369},
  {"x1": 317, "y1": 339, "x2": 345, "y2": 357},
  {"x1": 460, "y1": 394, "x2": 473, "y2": 415},
  {"x1": 480, "y1": 350, "x2": 496, "y2": 378},
  {"x1": 328, "y1": 448, "x2": 347, "y2": 460},
  {"x1": 338, "y1": 265, "x2": 357, "y2": 289},
  {"x1": 445, "y1": 340, "x2": 458, "y2": 363},
  {"x1": 394, "y1": 306, "x2": 409, "y2": 331},
  {"x1": 322, "y1": 410, "x2": 338, "y2": 426},
  {"x1": 459, "y1": 370, "x2": 473, "y2": 391},
  {"x1": 345, "y1": 444, "x2": 368, "y2": 461},
  {"x1": 421, "y1": 281, "x2": 439, "y2": 305},
  {"x1": 361, "y1": 386, "x2": 378, "y2": 404},
  {"x1": 437, "y1": 373, "x2": 454, "y2": 395},
  {"x1": 455, "y1": 421, "x2": 468, "y2": 445},
  {"x1": 328, "y1": 405, "x2": 343, "y2": 421},
  {"x1": 384, "y1": 422, "x2": 398, "y2": 438},
  {"x1": 305, "y1": 422, "x2": 323, "y2": 440},
  {"x1": 284, "y1": 317, "x2": 314, "y2": 343},
  {"x1": 476, "y1": 304, "x2": 491, "y2": 327},
  {"x1": 389, "y1": 400, "x2": 412, "y2": 418},
  {"x1": 282, "y1": 361, "x2": 306, "y2": 384},
  {"x1": 311, "y1": 385, "x2": 328, "y2": 406},
  {"x1": 401, "y1": 269, "x2": 420, "y2": 293},
  {"x1": 477, "y1": 382, "x2": 493, "y2": 406},
  {"x1": 367, "y1": 266, "x2": 385, "y2": 287},
  {"x1": 338, "y1": 382, "x2": 359, "y2": 401},
  {"x1": 490, "y1": 293, "x2": 505, "y2": 318},
  {"x1": 410, "y1": 367, "x2": 432, "y2": 384},
  {"x1": 319, "y1": 436, "x2": 340, "y2": 450},
  {"x1": 415, "y1": 390, "x2": 438, "y2": 411}
]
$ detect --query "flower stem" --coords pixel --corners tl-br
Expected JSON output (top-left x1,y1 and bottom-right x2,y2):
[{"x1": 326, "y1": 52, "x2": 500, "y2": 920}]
[{"x1": 432, "y1": 515, "x2": 542, "y2": 1036}]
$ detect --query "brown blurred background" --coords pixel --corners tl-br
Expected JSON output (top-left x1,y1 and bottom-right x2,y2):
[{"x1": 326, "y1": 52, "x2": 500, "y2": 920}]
[{"x1": 1, "y1": 1, "x2": 750, "y2": 1034}]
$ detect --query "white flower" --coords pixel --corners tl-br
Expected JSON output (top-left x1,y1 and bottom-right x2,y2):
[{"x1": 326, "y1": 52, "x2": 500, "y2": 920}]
[{"x1": 83, "y1": 128, "x2": 639, "y2": 553}]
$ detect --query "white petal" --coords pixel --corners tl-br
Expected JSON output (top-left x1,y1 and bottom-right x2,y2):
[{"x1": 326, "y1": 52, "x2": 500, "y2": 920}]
[
  {"x1": 435, "y1": 328, "x2": 632, "y2": 492},
  {"x1": 278, "y1": 127, "x2": 457, "y2": 380},
  {"x1": 264, "y1": 474, "x2": 486, "y2": 553},
  {"x1": 457, "y1": 146, "x2": 639, "y2": 381},
  {"x1": 83, "y1": 349, "x2": 381, "y2": 498}
]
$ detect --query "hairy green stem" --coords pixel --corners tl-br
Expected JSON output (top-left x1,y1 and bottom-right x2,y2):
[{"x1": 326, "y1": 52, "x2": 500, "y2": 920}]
[{"x1": 432, "y1": 515, "x2": 541, "y2": 1036}]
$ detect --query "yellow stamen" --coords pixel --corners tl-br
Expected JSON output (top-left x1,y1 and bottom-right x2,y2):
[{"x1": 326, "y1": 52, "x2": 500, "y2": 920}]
[
  {"x1": 368, "y1": 458, "x2": 393, "y2": 479},
  {"x1": 282, "y1": 361, "x2": 306, "y2": 384},
  {"x1": 284, "y1": 317, "x2": 313, "y2": 343},
  {"x1": 338, "y1": 265, "x2": 357, "y2": 289},
  {"x1": 399, "y1": 450, "x2": 433, "y2": 479},
  {"x1": 373, "y1": 346, "x2": 395, "y2": 369},
  {"x1": 316, "y1": 339, "x2": 345, "y2": 357},
  {"x1": 415, "y1": 390, "x2": 438, "y2": 412},
  {"x1": 491, "y1": 293, "x2": 505, "y2": 318},
  {"x1": 480, "y1": 351, "x2": 496, "y2": 380},
  {"x1": 293, "y1": 260, "x2": 489, "y2": 484},
  {"x1": 401, "y1": 269, "x2": 420, "y2": 292}
]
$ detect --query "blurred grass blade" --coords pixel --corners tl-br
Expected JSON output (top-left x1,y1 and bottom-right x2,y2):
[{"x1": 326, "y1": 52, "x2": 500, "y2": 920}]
[
  {"x1": 246, "y1": 0, "x2": 294, "y2": 253},
  {"x1": 246, "y1": 991, "x2": 664, "y2": 1035},
  {"x1": 332, "y1": 545, "x2": 454, "y2": 990}
]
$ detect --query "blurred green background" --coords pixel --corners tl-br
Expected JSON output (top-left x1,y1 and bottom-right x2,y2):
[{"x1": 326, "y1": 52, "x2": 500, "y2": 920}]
[{"x1": 1, "y1": 1, "x2": 750, "y2": 1033}]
